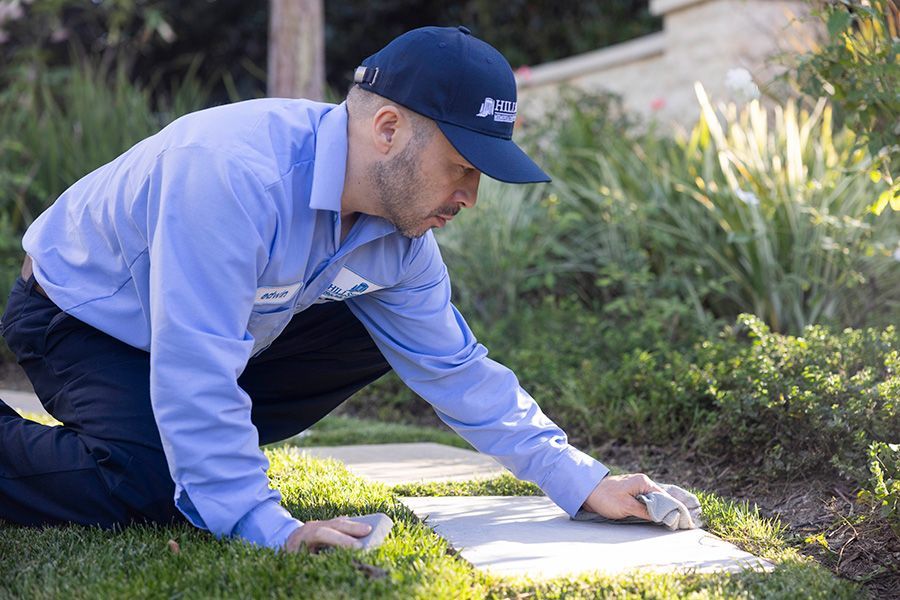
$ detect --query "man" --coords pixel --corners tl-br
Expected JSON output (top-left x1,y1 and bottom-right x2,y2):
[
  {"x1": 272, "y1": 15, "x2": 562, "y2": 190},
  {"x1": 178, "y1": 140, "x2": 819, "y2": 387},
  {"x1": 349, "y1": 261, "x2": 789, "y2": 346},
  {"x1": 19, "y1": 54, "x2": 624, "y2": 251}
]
[{"x1": 0, "y1": 26, "x2": 664, "y2": 552}]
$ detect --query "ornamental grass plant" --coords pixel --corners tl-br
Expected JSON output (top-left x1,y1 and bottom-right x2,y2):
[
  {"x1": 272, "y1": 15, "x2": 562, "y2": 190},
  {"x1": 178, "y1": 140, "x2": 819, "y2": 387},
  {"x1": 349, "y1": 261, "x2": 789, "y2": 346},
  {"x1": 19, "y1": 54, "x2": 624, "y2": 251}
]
[
  {"x1": 664, "y1": 85, "x2": 898, "y2": 333},
  {"x1": 543, "y1": 84, "x2": 899, "y2": 335}
]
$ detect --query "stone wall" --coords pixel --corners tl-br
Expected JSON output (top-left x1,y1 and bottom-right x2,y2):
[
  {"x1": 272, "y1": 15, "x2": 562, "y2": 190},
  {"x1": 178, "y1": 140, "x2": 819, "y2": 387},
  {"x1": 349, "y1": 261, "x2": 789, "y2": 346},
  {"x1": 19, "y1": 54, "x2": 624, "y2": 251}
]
[{"x1": 516, "y1": 0, "x2": 823, "y2": 129}]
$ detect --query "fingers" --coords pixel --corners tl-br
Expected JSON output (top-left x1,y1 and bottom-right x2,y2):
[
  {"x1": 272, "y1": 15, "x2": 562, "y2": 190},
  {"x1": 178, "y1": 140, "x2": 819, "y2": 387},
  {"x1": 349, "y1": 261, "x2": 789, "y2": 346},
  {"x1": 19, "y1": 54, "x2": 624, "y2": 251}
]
[
  {"x1": 312, "y1": 525, "x2": 369, "y2": 551},
  {"x1": 596, "y1": 473, "x2": 666, "y2": 521},
  {"x1": 644, "y1": 478, "x2": 667, "y2": 496},
  {"x1": 284, "y1": 517, "x2": 374, "y2": 553},
  {"x1": 627, "y1": 496, "x2": 652, "y2": 521},
  {"x1": 625, "y1": 473, "x2": 667, "y2": 498},
  {"x1": 330, "y1": 516, "x2": 374, "y2": 538},
  {"x1": 632, "y1": 473, "x2": 663, "y2": 495}
]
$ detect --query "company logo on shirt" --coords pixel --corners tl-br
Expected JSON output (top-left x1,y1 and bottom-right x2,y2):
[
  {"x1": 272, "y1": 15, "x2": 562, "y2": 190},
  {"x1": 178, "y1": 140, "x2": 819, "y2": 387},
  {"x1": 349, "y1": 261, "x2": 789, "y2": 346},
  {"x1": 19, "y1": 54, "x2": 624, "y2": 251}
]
[
  {"x1": 260, "y1": 290, "x2": 290, "y2": 301},
  {"x1": 475, "y1": 97, "x2": 517, "y2": 123},
  {"x1": 254, "y1": 282, "x2": 303, "y2": 305},
  {"x1": 316, "y1": 267, "x2": 384, "y2": 303}
]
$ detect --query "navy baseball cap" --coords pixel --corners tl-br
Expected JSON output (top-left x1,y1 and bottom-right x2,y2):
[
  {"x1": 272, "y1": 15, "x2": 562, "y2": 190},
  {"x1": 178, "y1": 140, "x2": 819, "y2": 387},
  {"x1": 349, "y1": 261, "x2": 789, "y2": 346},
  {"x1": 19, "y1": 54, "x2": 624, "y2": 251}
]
[{"x1": 353, "y1": 26, "x2": 550, "y2": 184}]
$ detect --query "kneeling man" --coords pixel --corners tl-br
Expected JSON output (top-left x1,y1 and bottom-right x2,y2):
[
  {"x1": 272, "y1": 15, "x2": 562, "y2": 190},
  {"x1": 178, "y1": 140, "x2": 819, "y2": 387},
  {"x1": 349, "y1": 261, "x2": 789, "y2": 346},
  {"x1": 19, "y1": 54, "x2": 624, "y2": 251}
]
[{"x1": 0, "y1": 26, "x2": 663, "y2": 552}]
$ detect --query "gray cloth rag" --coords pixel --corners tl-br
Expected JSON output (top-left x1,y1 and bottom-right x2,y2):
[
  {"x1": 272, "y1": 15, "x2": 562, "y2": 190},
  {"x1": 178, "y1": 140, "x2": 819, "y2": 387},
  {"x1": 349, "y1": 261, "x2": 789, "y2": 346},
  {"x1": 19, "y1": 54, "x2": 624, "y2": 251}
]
[
  {"x1": 346, "y1": 512, "x2": 394, "y2": 549},
  {"x1": 571, "y1": 483, "x2": 704, "y2": 530}
]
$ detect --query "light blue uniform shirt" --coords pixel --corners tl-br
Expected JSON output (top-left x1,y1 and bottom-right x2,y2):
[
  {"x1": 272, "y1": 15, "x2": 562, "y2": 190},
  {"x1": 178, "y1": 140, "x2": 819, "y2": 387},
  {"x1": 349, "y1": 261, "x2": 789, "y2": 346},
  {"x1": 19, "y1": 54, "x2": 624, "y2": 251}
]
[{"x1": 22, "y1": 99, "x2": 609, "y2": 549}]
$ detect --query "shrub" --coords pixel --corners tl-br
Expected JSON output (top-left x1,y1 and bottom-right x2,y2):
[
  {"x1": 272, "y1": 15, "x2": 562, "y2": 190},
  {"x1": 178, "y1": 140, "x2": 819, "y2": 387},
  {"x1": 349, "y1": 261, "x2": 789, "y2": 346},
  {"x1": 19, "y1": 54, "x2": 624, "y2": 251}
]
[
  {"x1": 355, "y1": 291, "x2": 721, "y2": 431},
  {"x1": 699, "y1": 315, "x2": 899, "y2": 480},
  {"x1": 360, "y1": 305, "x2": 896, "y2": 493},
  {"x1": 792, "y1": 0, "x2": 900, "y2": 212},
  {"x1": 526, "y1": 312, "x2": 898, "y2": 484}
]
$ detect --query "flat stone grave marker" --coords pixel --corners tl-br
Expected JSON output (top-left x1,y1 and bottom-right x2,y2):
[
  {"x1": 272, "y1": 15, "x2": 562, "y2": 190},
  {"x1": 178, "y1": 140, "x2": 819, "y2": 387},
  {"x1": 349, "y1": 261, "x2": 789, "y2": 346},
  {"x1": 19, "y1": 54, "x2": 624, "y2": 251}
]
[
  {"x1": 298, "y1": 442, "x2": 508, "y2": 485},
  {"x1": 400, "y1": 495, "x2": 774, "y2": 579}
]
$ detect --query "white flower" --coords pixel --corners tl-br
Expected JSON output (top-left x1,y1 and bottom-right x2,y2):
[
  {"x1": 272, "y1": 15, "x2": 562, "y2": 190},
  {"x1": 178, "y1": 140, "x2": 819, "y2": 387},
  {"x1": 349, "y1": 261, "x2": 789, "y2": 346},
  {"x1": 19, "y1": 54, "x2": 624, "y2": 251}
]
[
  {"x1": 0, "y1": 1, "x2": 24, "y2": 24},
  {"x1": 735, "y1": 188, "x2": 760, "y2": 206},
  {"x1": 725, "y1": 67, "x2": 760, "y2": 101}
]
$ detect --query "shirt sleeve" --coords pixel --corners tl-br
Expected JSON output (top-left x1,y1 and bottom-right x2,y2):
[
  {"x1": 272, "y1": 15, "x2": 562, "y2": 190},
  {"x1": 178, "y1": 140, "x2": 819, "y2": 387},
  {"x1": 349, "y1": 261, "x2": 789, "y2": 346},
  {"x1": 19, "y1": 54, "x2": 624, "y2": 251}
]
[
  {"x1": 144, "y1": 145, "x2": 302, "y2": 549},
  {"x1": 346, "y1": 233, "x2": 609, "y2": 516}
]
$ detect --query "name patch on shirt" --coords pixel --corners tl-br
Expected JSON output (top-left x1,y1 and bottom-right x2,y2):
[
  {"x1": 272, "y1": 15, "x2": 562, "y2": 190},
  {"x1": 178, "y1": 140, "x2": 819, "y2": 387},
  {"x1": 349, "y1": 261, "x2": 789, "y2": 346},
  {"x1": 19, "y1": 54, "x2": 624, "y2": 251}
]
[
  {"x1": 317, "y1": 267, "x2": 384, "y2": 303},
  {"x1": 254, "y1": 282, "x2": 303, "y2": 305}
]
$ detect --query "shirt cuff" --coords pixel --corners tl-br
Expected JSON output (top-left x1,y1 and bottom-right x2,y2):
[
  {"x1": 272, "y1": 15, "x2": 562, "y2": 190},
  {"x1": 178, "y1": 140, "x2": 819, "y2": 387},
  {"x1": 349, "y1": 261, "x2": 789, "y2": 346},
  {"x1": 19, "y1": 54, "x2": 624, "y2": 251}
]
[
  {"x1": 539, "y1": 445, "x2": 610, "y2": 517},
  {"x1": 232, "y1": 499, "x2": 303, "y2": 550}
]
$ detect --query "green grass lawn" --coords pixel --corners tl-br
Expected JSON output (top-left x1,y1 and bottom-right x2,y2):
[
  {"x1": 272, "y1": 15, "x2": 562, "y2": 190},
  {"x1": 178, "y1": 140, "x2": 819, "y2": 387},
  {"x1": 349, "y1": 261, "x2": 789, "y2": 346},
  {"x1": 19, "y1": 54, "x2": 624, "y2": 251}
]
[
  {"x1": 0, "y1": 413, "x2": 863, "y2": 598},
  {"x1": 280, "y1": 414, "x2": 471, "y2": 449}
]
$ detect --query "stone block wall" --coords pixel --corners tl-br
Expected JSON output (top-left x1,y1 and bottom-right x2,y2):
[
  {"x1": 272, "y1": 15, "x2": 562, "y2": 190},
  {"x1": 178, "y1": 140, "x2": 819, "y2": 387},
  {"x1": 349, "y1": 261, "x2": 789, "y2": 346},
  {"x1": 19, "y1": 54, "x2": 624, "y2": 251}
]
[{"x1": 516, "y1": 0, "x2": 823, "y2": 130}]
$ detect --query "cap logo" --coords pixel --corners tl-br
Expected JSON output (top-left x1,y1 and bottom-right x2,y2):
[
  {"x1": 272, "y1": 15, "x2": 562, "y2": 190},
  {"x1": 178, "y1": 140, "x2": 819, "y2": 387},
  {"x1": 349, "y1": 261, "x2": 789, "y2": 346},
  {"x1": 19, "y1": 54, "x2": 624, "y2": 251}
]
[{"x1": 475, "y1": 97, "x2": 516, "y2": 123}]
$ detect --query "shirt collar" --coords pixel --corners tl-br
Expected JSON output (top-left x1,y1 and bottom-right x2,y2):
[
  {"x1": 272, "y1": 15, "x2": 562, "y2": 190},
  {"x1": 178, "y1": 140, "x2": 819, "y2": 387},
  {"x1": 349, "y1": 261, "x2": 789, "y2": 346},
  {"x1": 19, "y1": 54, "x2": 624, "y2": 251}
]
[{"x1": 309, "y1": 102, "x2": 348, "y2": 213}]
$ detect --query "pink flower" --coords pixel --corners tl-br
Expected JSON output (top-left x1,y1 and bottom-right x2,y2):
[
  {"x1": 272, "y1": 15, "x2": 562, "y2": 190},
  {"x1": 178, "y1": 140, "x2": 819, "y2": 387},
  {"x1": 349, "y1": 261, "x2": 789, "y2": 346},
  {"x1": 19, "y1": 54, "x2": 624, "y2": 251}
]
[
  {"x1": 650, "y1": 97, "x2": 666, "y2": 111},
  {"x1": 515, "y1": 65, "x2": 533, "y2": 82}
]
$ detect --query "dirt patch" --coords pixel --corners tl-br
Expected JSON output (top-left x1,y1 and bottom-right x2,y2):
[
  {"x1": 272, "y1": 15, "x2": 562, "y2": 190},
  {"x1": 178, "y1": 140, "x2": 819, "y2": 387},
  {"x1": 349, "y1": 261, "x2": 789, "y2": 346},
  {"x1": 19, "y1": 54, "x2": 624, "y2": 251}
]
[
  {"x1": 591, "y1": 439, "x2": 900, "y2": 599},
  {"x1": 797, "y1": 497, "x2": 900, "y2": 600}
]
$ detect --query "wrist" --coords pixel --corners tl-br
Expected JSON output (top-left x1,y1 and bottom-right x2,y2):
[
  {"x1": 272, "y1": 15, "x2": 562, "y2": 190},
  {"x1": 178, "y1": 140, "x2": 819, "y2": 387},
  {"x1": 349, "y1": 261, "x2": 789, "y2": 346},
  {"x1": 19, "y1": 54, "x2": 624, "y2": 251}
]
[{"x1": 283, "y1": 523, "x2": 304, "y2": 552}]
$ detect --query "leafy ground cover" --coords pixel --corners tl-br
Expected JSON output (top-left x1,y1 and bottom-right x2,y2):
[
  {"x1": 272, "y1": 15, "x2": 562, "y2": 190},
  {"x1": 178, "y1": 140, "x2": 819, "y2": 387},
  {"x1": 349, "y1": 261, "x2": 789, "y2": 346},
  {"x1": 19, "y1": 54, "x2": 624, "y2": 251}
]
[
  {"x1": 358, "y1": 310, "x2": 898, "y2": 499},
  {"x1": 0, "y1": 440, "x2": 861, "y2": 599}
]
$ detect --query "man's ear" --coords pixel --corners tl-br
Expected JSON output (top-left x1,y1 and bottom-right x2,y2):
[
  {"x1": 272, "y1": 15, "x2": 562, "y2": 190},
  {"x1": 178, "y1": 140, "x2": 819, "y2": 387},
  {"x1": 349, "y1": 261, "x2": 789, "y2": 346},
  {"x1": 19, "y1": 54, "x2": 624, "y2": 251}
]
[{"x1": 371, "y1": 105, "x2": 403, "y2": 155}]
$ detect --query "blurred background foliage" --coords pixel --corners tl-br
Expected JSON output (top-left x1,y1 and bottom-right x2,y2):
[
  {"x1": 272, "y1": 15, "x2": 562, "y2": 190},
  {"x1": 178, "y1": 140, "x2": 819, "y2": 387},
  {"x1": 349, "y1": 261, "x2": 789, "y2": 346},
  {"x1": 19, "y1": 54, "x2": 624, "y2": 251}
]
[
  {"x1": 0, "y1": 0, "x2": 897, "y2": 530},
  {"x1": 0, "y1": 0, "x2": 660, "y2": 104}
]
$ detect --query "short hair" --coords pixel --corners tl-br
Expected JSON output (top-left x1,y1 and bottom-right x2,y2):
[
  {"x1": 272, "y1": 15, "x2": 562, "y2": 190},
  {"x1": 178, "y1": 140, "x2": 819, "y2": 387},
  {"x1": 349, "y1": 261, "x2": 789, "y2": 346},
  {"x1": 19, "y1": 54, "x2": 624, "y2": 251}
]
[{"x1": 346, "y1": 85, "x2": 436, "y2": 151}]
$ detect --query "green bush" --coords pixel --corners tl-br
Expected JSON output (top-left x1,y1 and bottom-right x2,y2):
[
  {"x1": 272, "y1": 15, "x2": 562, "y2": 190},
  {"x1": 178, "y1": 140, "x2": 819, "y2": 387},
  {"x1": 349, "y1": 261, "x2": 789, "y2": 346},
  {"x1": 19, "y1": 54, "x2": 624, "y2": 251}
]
[
  {"x1": 792, "y1": 0, "x2": 900, "y2": 211},
  {"x1": 357, "y1": 288, "x2": 721, "y2": 431},
  {"x1": 508, "y1": 311, "x2": 898, "y2": 484},
  {"x1": 468, "y1": 293, "x2": 721, "y2": 448},
  {"x1": 360, "y1": 299, "x2": 896, "y2": 493},
  {"x1": 698, "y1": 315, "x2": 898, "y2": 480}
]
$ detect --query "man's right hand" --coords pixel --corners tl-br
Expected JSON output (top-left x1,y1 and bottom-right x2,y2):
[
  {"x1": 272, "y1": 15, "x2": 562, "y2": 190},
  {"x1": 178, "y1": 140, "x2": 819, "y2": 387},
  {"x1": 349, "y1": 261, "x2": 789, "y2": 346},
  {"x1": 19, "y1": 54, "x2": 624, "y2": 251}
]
[
  {"x1": 581, "y1": 473, "x2": 668, "y2": 521},
  {"x1": 283, "y1": 517, "x2": 373, "y2": 553}
]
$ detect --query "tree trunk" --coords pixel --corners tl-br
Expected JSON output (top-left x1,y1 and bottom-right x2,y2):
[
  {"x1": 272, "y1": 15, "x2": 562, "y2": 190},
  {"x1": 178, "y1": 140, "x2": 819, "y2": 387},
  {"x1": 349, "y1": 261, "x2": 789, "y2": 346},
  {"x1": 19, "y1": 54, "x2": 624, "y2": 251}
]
[{"x1": 267, "y1": 0, "x2": 325, "y2": 100}]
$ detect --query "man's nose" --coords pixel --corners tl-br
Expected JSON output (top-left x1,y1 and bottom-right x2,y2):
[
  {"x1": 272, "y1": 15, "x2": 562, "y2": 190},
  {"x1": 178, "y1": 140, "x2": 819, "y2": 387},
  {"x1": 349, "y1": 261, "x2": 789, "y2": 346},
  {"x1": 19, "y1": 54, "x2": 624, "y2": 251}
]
[{"x1": 455, "y1": 172, "x2": 481, "y2": 209}]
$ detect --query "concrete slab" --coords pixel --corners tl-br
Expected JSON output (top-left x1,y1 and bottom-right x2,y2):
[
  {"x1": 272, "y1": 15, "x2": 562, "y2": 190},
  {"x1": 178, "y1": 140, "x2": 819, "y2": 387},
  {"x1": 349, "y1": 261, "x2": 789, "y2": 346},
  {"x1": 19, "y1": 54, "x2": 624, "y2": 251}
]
[
  {"x1": 299, "y1": 442, "x2": 509, "y2": 485},
  {"x1": 399, "y1": 495, "x2": 774, "y2": 579},
  {"x1": 0, "y1": 388, "x2": 48, "y2": 417}
]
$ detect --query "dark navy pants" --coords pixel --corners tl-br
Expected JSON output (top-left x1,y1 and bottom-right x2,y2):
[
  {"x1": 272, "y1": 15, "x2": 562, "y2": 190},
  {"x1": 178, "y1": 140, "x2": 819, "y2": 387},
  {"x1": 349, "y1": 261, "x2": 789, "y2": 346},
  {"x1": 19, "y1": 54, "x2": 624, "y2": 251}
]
[{"x1": 0, "y1": 274, "x2": 391, "y2": 530}]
